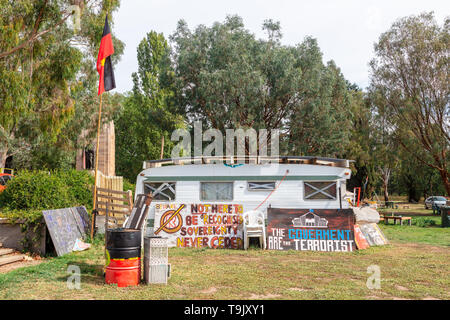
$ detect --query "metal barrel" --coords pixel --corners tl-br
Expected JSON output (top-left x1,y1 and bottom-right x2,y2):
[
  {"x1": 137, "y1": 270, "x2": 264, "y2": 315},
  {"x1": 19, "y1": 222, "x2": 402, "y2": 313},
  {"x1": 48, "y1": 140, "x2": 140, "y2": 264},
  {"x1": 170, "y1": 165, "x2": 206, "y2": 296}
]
[
  {"x1": 105, "y1": 258, "x2": 141, "y2": 287},
  {"x1": 105, "y1": 228, "x2": 142, "y2": 287},
  {"x1": 106, "y1": 228, "x2": 141, "y2": 259}
]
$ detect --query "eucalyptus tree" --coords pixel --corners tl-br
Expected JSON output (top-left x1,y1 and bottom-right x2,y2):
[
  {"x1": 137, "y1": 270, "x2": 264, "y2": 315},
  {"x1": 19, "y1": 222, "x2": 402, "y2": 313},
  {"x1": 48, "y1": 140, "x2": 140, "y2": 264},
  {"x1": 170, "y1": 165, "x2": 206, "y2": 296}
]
[
  {"x1": 115, "y1": 31, "x2": 184, "y2": 181},
  {"x1": 0, "y1": 0, "x2": 124, "y2": 169},
  {"x1": 369, "y1": 12, "x2": 450, "y2": 195},
  {"x1": 170, "y1": 15, "x2": 354, "y2": 156}
]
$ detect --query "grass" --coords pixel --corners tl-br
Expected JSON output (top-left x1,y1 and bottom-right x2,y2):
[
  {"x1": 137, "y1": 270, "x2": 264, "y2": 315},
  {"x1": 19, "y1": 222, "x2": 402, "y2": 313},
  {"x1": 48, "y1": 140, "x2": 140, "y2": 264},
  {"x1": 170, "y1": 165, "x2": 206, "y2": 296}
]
[
  {"x1": 0, "y1": 223, "x2": 449, "y2": 300},
  {"x1": 379, "y1": 217, "x2": 449, "y2": 247}
]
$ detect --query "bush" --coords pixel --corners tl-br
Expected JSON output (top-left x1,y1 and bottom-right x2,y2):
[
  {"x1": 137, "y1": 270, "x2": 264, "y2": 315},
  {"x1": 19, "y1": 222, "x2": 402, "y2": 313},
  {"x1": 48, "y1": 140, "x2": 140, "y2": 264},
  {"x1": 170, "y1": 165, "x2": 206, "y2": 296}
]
[
  {"x1": 0, "y1": 169, "x2": 94, "y2": 211},
  {"x1": 123, "y1": 178, "x2": 135, "y2": 196},
  {"x1": 412, "y1": 217, "x2": 437, "y2": 227}
]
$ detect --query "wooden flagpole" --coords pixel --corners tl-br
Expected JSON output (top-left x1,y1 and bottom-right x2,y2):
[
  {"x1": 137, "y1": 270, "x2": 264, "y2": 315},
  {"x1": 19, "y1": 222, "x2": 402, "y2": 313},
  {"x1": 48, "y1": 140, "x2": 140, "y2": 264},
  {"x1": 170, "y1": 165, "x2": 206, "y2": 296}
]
[{"x1": 90, "y1": 93, "x2": 103, "y2": 240}]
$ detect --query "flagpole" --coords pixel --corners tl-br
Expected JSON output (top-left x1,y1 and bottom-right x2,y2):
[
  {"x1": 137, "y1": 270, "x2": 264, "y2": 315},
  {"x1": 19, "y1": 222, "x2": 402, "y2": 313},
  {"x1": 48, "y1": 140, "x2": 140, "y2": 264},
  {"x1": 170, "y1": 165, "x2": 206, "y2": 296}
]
[{"x1": 91, "y1": 92, "x2": 103, "y2": 240}]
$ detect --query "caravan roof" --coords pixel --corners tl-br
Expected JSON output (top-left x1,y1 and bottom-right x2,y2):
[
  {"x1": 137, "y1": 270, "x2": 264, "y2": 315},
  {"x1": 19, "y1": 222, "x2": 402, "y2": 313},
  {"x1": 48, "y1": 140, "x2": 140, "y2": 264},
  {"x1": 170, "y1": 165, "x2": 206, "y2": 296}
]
[
  {"x1": 143, "y1": 155, "x2": 352, "y2": 170},
  {"x1": 138, "y1": 156, "x2": 352, "y2": 182}
]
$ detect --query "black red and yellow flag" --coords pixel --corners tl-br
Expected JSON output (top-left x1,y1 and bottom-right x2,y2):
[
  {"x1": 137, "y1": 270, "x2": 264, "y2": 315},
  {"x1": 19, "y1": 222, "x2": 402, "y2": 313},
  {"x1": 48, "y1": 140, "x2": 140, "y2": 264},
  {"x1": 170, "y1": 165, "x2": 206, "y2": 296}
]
[{"x1": 96, "y1": 15, "x2": 116, "y2": 96}]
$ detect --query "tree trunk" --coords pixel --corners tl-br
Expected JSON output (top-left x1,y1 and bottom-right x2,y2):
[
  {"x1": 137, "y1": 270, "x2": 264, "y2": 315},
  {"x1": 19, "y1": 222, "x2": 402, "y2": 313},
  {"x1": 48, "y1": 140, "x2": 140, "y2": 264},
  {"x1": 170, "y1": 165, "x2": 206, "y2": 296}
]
[
  {"x1": 383, "y1": 181, "x2": 389, "y2": 204},
  {"x1": 0, "y1": 147, "x2": 8, "y2": 168},
  {"x1": 438, "y1": 168, "x2": 450, "y2": 197},
  {"x1": 378, "y1": 167, "x2": 391, "y2": 205}
]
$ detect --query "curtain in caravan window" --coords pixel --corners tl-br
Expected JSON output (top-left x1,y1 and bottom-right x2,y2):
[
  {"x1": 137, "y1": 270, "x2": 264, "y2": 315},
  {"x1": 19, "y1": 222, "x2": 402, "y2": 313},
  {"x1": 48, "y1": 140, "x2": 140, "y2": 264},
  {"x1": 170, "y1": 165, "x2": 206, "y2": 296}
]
[{"x1": 201, "y1": 182, "x2": 233, "y2": 201}]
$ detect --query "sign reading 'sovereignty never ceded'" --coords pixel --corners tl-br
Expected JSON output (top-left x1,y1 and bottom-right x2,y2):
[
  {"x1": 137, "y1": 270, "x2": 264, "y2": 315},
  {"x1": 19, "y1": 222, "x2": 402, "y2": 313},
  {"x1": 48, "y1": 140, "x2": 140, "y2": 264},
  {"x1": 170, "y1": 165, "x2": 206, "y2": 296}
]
[
  {"x1": 267, "y1": 208, "x2": 356, "y2": 252},
  {"x1": 154, "y1": 203, "x2": 244, "y2": 249}
]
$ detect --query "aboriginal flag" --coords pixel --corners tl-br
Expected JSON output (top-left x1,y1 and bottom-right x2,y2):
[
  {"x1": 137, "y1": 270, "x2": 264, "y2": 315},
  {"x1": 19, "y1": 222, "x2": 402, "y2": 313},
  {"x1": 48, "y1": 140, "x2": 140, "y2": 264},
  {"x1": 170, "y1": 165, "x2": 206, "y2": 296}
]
[{"x1": 96, "y1": 15, "x2": 116, "y2": 95}]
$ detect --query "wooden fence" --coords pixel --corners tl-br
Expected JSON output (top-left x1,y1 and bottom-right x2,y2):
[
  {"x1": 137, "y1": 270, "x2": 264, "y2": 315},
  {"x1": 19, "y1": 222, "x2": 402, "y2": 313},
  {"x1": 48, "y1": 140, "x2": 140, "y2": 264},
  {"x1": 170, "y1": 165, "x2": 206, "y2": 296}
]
[
  {"x1": 93, "y1": 171, "x2": 133, "y2": 226},
  {"x1": 95, "y1": 187, "x2": 133, "y2": 226}
]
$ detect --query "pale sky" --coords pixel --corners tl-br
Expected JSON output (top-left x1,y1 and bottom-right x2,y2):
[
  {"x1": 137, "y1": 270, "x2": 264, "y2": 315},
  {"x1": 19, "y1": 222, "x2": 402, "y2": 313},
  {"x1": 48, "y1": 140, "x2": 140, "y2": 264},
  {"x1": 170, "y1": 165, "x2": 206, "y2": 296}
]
[{"x1": 113, "y1": 0, "x2": 449, "y2": 93}]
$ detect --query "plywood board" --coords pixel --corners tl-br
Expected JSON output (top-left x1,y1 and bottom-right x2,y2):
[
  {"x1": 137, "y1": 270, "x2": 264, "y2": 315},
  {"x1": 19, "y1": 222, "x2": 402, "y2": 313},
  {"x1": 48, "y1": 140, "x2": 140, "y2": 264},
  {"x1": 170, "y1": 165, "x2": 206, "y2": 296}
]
[
  {"x1": 359, "y1": 223, "x2": 388, "y2": 246},
  {"x1": 43, "y1": 206, "x2": 90, "y2": 257},
  {"x1": 353, "y1": 224, "x2": 370, "y2": 250}
]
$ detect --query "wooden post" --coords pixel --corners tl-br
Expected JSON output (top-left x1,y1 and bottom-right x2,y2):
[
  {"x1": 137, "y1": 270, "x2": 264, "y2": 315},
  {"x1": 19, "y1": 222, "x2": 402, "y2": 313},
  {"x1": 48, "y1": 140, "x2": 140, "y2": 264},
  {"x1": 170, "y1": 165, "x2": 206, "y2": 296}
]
[
  {"x1": 127, "y1": 190, "x2": 133, "y2": 212},
  {"x1": 160, "y1": 135, "x2": 164, "y2": 159},
  {"x1": 91, "y1": 93, "x2": 103, "y2": 240},
  {"x1": 104, "y1": 201, "x2": 109, "y2": 258}
]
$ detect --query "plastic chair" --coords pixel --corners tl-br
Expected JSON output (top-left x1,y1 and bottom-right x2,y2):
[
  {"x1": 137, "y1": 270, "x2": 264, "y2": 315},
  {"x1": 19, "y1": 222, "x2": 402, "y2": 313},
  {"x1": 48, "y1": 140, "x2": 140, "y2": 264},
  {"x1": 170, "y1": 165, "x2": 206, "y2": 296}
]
[{"x1": 243, "y1": 210, "x2": 266, "y2": 250}]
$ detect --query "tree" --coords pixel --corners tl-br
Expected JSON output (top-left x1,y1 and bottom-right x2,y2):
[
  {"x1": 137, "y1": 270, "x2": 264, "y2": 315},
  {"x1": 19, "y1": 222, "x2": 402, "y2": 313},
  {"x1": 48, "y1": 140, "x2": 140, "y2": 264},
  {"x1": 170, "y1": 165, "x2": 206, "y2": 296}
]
[
  {"x1": 115, "y1": 31, "x2": 184, "y2": 181},
  {"x1": 344, "y1": 84, "x2": 376, "y2": 200},
  {"x1": 0, "y1": 0, "x2": 124, "y2": 169},
  {"x1": 369, "y1": 12, "x2": 450, "y2": 195},
  {"x1": 170, "y1": 15, "x2": 354, "y2": 156}
]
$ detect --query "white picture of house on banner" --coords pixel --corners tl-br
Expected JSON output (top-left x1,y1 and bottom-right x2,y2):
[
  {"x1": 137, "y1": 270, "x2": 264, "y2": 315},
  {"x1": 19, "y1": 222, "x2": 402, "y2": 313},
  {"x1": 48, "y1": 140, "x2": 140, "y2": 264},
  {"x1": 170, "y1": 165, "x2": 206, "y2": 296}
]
[{"x1": 153, "y1": 203, "x2": 244, "y2": 249}]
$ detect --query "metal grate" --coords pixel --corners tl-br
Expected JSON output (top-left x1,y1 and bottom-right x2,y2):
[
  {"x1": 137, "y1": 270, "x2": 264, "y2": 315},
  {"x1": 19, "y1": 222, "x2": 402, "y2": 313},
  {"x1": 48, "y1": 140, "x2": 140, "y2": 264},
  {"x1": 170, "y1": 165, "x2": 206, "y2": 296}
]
[{"x1": 143, "y1": 237, "x2": 169, "y2": 284}]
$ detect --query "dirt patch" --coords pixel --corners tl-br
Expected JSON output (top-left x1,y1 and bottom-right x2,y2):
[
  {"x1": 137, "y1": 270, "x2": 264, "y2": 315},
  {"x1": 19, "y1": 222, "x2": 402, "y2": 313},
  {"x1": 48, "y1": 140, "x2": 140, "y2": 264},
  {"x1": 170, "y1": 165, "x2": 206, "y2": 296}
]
[
  {"x1": 200, "y1": 287, "x2": 218, "y2": 294},
  {"x1": 395, "y1": 285, "x2": 409, "y2": 291},
  {"x1": 422, "y1": 296, "x2": 440, "y2": 300},
  {"x1": 288, "y1": 287, "x2": 307, "y2": 292},
  {"x1": 0, "y1": 258, "x2": 43, "y2": 273},
  {"x1": 249, "y1": 293, "x2": 281, "y2": 299}
]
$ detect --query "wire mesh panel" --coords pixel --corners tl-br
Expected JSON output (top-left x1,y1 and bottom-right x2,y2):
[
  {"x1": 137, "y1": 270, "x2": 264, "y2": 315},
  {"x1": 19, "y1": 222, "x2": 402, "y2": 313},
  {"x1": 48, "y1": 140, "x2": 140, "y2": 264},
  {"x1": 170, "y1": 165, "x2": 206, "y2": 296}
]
[{"x1": 143, "y1": 236, "x2": 169, "y2": 284}]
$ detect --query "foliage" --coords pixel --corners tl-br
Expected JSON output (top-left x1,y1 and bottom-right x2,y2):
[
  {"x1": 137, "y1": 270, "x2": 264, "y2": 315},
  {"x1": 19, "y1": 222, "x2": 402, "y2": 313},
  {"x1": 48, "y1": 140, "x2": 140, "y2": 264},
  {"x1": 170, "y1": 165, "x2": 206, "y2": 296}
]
[
  {"x1": 122, "y1": 178, "x2": 135, "y2": 195},
  {"x1": 0, "y1": 169, "x2": 94, "y2": 211},
  {"x1": 412, "y1": 217, "x2": 437, "y2": 228},
  {"x1": 170, "y1": 16, "x2": 354, "y2": 157},
  {"x1": 0, "y1": 0, "x2": 124, "y2": 170},
  {"x1": 369, "y1": 12, "x2": 450, "y2": 196},
  {"x1": 115, "y1": 31, "x2": 184, "y2": 181}
]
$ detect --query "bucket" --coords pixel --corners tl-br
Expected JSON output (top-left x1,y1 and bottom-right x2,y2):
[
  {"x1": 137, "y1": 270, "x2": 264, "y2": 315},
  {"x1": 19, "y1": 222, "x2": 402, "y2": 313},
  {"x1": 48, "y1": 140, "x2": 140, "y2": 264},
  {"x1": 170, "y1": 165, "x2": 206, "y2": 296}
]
[
  {"x1": 105, "y1": 228, "x2": 142, "y2": 287},
  {"x1": 105, "y1": 258, "x2": 141, "y2": 287}
]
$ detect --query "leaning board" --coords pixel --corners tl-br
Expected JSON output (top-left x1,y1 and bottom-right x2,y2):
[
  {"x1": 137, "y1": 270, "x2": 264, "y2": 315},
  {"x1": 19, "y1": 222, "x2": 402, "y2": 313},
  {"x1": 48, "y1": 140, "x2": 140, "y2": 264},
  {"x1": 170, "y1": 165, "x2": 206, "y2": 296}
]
[
  {"x1": 359, "y1": 223, "x2": 388, "y2": 246},
  {"x1": 353, "y1": 224, "x2": 370, "y2": 249},
  {"x1": 43, "y1": 207, "x2": 90, "y2": 257}
]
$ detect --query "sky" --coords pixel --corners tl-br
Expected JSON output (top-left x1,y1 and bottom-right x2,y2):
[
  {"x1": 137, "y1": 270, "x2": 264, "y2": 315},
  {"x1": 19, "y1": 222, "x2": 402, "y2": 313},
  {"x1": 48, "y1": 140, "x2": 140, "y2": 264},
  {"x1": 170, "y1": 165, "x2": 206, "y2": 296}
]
[{"x1": 113, "y1": 0, "x2": 449, "y2": 93}]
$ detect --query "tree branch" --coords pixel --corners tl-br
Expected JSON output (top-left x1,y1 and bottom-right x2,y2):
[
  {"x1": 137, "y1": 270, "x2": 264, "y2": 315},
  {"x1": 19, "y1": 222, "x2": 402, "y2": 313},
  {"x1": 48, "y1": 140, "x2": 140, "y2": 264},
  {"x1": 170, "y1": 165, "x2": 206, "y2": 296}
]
[{"x1": 0, "y1": 9, "x2": 73, "y2": 59}]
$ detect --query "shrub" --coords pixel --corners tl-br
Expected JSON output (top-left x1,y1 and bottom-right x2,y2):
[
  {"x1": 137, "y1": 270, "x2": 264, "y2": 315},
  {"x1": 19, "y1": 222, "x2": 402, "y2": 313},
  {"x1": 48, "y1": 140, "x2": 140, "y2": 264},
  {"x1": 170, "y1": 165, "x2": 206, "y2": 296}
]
[
  {"x1": 0, "y1": 169, "x2": 94, "y2": 211},
  {"x1": 123, "y1": 178, "x2": 135, "y2": 196},
  {"x1": 0, "y1": 170, "x2": 94, "y2": 253},
  {"x1": 412, "y1": 217, "x2": 437, "y2": 227}
]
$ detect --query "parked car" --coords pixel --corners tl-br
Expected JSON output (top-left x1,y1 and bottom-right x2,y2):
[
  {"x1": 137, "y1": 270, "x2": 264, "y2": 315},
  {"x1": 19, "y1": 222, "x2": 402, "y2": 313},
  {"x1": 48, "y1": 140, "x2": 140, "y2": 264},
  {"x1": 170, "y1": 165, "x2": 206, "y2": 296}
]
[
  {"x1": 424, "y1": 196, "x2": 447, "y2": 209},
  {"x1": 0, "y1": 173, "x2": 13, "y2": 192},
  {"x1": 0, "y1": 168, "x2": 14, "y2": 192}
]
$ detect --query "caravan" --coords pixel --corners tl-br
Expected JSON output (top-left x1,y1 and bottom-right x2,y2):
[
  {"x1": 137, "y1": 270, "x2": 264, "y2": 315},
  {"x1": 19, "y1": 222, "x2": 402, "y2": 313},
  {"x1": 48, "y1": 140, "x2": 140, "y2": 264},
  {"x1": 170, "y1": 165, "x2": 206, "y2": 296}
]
[{"x1": 134, "y1": 156, "x2": 355, "y2": 249}]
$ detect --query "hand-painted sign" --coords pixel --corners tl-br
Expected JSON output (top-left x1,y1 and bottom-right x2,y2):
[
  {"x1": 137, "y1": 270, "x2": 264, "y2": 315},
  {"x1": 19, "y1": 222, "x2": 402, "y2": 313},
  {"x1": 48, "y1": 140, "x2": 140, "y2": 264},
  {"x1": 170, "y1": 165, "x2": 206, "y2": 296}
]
[
  {"x1": 353, "y1": 224, "x2": 370, "y2": 250},
  {"x1": 154, "y1": 203, "x2": 244, "y2": 249},
  {"x1": 359, "y1": 223, "x2": 388, "y2": 246},
  {"x1": 267, "y1": 208, "x2": 356, "y2": 252},
  {"x1": 43, "y1": 206, "x2": 91, "y2": 256}
]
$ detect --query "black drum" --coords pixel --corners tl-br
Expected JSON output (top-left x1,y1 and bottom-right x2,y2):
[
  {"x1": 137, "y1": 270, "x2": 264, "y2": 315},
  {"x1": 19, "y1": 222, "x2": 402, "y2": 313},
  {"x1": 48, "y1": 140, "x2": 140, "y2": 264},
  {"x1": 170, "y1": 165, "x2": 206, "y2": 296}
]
[{"x1": 106, "y1": 228, "x2": 141, "y2": 259}]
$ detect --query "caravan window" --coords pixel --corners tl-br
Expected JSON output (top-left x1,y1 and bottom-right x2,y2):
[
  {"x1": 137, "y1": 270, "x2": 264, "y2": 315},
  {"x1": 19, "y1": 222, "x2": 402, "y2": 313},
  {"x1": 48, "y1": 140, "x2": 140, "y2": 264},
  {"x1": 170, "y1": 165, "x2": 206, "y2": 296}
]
[
  {"x1": 248, "y1": 182, "x2": 276, "y2": 191},
  {"x1": 144, "y1": 182, "x2": 176, "y2": 201},
  {"x1": 200, "y1": 182, "x2": 233, "y2": 201},
  {"x1": 304, "y1": 181, "x2": 337, "y2": 200}
]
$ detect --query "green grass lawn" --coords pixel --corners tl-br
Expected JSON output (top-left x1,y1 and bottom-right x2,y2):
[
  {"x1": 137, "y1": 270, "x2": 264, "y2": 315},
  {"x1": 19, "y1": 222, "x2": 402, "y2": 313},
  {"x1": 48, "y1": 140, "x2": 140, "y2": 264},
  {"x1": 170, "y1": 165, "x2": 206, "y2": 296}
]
[
  {"x1": 0, "y1": 223, "x2": 449, "y2": 300},
  {"x1": 379, "y1": 217, "x2": 450, "y2": 247}
]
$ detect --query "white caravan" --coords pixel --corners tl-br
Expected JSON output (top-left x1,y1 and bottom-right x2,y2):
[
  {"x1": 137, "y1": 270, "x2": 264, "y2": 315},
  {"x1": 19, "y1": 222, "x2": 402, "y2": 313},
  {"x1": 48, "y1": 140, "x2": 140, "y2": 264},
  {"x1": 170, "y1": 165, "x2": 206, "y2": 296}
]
[{"x1": 134, "y1": 156, "x2": 353, "y2": 236}]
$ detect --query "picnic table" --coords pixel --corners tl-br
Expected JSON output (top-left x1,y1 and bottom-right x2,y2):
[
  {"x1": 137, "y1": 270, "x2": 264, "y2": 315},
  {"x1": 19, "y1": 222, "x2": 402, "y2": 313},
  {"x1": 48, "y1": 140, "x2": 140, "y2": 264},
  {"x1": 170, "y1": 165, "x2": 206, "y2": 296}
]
[
  {"x1": 385, "y1": 201, "x2": 400, "y2": 209},
  {"x1": 382, "y1": 214, "x2": 412, "y2": 226}
]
